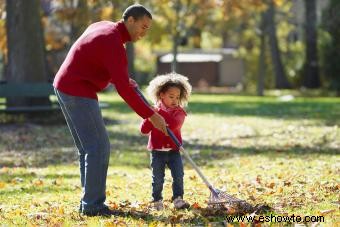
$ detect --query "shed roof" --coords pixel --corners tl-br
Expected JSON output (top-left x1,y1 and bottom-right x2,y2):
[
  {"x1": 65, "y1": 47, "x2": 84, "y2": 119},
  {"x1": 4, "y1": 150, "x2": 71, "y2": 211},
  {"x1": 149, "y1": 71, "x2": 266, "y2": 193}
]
[{"x1": 159, "y1": 53, "x2": 223, "y2": 63}]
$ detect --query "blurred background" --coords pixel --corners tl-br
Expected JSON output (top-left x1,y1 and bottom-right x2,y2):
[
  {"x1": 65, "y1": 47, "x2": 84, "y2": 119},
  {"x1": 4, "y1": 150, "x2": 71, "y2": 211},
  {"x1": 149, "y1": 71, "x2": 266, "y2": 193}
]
[{"x1": 0, "y1": 0, "x2": 339, "y2": 97}]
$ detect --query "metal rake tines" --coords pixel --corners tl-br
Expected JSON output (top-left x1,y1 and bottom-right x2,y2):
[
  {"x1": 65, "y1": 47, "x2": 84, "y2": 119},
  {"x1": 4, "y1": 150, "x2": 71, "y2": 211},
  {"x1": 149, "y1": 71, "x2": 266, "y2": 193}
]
[
  {"x1": 208, "y1": 189, "x2": 245, "y2": 204},
  {"x1": 208, "y1": 189, "x2": 255, "y2": 213}
]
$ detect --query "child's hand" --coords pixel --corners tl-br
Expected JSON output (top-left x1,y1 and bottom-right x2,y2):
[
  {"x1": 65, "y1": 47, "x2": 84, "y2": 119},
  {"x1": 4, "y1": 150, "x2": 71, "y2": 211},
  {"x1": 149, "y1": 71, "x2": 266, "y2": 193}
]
[{"x1": 149, "y1": 112, "x2": 168, "y2": 136}]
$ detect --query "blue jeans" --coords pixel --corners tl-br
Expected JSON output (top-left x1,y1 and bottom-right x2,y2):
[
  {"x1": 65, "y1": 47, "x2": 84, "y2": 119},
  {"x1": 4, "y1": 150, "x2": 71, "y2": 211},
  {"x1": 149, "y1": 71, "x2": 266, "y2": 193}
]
[
  {"x1": 55, "y1": 88, "x2": 110, "y2": 212},
  {"x1": 150, "y1": 151, "x2": 184, "y2": 201}
]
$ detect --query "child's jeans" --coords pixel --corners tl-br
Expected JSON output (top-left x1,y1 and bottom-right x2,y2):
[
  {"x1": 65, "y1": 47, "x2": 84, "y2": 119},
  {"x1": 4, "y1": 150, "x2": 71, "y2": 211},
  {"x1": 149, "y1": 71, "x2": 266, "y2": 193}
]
[
  {"x1": 55, "y1": 88, "x2": 110, "y2": 213},
  {"x1": 150, "y1": 150, "x2": 184, "y2": 201}
]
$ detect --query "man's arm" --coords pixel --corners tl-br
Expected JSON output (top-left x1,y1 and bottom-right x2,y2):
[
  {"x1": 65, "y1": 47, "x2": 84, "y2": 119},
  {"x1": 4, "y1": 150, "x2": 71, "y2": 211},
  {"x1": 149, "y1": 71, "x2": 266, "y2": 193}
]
[{"x1": 104, "y1": 39, "x2": 168, "y2": 134}]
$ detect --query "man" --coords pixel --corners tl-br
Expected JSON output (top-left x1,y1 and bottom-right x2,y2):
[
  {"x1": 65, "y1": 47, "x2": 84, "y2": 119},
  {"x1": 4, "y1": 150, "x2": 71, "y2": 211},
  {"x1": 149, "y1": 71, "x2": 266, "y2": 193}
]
[{"x1": 53, "y1": 4, "x2": 167, "y2": 216}]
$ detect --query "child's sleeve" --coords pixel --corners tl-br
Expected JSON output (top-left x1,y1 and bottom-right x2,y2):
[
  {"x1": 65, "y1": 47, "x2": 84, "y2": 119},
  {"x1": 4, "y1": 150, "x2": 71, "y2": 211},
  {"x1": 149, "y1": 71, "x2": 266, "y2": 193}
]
[
  {"x1": 140, "y1": 119, "x2": 153, "y2": 134},
  {"x1": 159, "y1": 108, "x2": 186, "y2": 131}
]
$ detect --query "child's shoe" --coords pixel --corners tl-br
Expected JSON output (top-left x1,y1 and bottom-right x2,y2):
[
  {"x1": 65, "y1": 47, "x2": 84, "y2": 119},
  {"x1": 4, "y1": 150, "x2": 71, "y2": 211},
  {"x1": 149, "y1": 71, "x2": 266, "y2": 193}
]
[
  {"x1": 173, "y1": 197, "x2": 190, "y2": 209},
  {"x1": 151, "y1": 200, "x2": 164, "y2": 211}
]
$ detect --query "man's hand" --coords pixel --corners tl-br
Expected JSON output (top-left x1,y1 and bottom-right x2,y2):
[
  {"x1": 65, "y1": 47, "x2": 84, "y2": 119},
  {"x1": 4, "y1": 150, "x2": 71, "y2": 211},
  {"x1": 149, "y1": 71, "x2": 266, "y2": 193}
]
[{"x1": 149, "y1": 112, "x2": 168, "y2": 136}]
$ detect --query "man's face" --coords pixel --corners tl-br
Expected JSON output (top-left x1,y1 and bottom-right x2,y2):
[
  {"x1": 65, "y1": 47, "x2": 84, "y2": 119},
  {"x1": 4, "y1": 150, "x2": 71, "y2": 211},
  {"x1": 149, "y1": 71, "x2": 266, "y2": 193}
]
[{"x1": 126, "y1": 15, "x2": 152, "y2": 42}]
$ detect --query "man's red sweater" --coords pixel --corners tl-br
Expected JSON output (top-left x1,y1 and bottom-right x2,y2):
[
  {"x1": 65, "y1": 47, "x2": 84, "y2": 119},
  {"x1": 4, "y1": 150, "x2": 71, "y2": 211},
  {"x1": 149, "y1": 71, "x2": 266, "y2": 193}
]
[
  {"x1": 140, "y1": 103, "x2": 186, "y2": 151},
  {"x1": 53, "y1": 20, "x2": 154, "y2": 119}
]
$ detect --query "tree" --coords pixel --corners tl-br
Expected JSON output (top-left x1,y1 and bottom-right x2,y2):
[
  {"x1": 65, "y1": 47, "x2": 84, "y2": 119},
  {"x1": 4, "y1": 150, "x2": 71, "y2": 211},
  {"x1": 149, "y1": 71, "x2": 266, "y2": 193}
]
[
  {"x1": 216, "y1": 0, "x2": 295, "y2": 91},
  {"x1": 257, "y1": 12, "x2": 267, "y2": 96},
  {"x1": 303, "y1": 0, "x2": 320, "y2": 88},
  {"x1": 322, "y1": 0, "x2": 340, "y2": 96},
  {"x1": 266, "y1": 0, "x2": 291, "y2": 89},
  {"x1": 6, "y1": 0, "x2": 50, "y2": 107}
]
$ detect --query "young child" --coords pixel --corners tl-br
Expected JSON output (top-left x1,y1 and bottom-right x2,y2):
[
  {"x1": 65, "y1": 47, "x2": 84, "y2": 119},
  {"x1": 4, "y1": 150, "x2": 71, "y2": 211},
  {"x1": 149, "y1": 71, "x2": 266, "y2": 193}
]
[{"x1": 140, "y1": 72, "x2": 192, "y2": 210}]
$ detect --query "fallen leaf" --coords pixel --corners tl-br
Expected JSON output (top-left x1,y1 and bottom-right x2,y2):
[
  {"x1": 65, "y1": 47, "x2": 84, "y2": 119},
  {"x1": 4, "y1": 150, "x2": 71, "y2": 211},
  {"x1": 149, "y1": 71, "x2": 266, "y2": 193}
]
[
  {"x1": 0, "y1": 182, "x2": 6, "y2": 189},
  {"x1": 248, "y1": 195, "x2": 256, "y2": 201},
  {"x1": 284, "y1": 180, "x2": 291, "y2": 186},
  {"x1": 0, "y1": 167, "x2": 9, "y2": 173},
  {"x1": 11, "y1": 177, "x2": 24, "y2": 184},
  {"x1": 33, "y1": 179, "x2": 44, "y2": 186},
  {"x1": 277, "y1": 187, "x2": 283, "y2": 193},
  {"x1": 256, "y1": 175, "x2": 262, "y2": 184},
  {"x1": 57, "y1": 206, "x2": 64, "y2": 215},
  {"x1": 226, "y1": 207, "x2": 236, "y2": 215},
  {"x1": 266, "y1": 182, "x2": 275, "y2": 189},
  {"x1": 191, "y1": 202, "x2": 201, "y2": 209},
  {"x1": 189, "y1": 175, "x2": 197, "y2": 180},
  {"x1": 169, "y1": 214, "x2": 184, "y2": 223},
  {"x1": 320, "y1": 209, "x2": 335, "y2": 215},
  {"x1": 52, "y1": 178, "x2": 62, "y2": 186}
]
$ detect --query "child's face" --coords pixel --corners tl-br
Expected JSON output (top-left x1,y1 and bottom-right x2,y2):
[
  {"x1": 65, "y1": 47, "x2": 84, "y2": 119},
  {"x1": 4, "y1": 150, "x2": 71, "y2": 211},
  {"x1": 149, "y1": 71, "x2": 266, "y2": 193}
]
[{"x1": 160, "y1": 87, "x2": 181, "y2": 108}]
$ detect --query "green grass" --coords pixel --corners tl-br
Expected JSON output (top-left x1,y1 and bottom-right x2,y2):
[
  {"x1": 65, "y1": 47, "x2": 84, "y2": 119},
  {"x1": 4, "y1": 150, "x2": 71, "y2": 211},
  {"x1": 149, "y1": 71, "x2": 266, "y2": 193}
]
[{"x1": 0, "y1": 91, "x2": 339, "y2": 226}]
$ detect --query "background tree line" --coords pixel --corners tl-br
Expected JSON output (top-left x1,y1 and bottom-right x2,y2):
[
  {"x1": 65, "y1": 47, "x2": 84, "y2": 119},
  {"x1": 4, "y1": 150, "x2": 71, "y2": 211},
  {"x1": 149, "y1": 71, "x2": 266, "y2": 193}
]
[{"x1": 0, "y1": 0, "x2": 339, "y2": 96}]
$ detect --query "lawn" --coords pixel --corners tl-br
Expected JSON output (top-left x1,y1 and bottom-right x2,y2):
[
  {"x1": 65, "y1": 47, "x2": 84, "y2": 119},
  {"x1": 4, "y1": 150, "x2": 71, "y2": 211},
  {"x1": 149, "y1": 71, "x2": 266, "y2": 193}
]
[{"x1": 0, "y1": 91, "x2": 339, "y2": 226}]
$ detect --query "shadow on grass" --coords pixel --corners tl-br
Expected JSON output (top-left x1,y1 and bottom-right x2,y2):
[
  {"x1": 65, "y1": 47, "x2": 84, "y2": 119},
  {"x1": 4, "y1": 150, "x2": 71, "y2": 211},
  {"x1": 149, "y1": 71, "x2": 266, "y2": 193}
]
[
  {"x1": 0, "y1": 128, "x2": 337, "y2": 168},
  {"x1": 107, "y1": 208, "x2": 227, "y2": 225},
  {"x1": 0, "y1": 172, "x2": 79, "y2": 183},
  {"x1": 189, "y1": 100, "x2": 340, "y2": 125},
  {"x1": 104, "y1": 98, "x2": 340, "y2": 124},
  {"x1": 0, "y1": 185, "x2": 77, "y2": 197}
]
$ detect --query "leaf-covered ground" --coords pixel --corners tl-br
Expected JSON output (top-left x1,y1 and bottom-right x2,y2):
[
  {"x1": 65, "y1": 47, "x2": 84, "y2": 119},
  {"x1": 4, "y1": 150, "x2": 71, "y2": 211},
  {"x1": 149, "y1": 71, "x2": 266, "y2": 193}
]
[{"x1": 0, "y1": 92, "x2": 339, "y2": 226}]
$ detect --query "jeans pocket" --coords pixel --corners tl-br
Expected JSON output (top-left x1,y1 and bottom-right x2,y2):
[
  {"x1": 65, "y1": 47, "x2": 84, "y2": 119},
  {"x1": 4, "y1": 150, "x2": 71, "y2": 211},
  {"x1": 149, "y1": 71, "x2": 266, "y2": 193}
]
[{"x1": 55, "y1": 90, "x2": 78, "y2": 105}]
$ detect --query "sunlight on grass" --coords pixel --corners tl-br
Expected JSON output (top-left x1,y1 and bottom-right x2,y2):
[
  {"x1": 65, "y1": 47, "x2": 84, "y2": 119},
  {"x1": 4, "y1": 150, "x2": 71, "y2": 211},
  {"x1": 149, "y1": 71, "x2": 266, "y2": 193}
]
[{"x1": 0, "y1": 91, "x2": 339, "y2": 225}]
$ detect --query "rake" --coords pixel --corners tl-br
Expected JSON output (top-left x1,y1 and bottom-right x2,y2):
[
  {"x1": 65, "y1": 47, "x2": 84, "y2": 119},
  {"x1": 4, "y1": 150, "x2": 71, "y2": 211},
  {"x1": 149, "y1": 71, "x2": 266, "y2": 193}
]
[{"x1": 135, "y1": 88, "x2": 254, "y2": 214}]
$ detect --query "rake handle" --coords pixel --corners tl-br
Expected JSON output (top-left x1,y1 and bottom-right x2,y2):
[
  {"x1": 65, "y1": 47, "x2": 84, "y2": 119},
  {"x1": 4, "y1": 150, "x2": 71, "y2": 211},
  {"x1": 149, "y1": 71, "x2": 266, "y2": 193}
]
[{"x1": 135, "y1": 88, "x2": 218, "y2": 195}]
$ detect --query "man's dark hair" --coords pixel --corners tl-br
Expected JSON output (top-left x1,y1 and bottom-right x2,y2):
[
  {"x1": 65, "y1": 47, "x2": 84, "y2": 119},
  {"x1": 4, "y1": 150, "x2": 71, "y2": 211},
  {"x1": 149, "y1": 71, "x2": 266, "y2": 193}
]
[{"x1": 122, "y1": 4, "x2": 152, "y2": 21}]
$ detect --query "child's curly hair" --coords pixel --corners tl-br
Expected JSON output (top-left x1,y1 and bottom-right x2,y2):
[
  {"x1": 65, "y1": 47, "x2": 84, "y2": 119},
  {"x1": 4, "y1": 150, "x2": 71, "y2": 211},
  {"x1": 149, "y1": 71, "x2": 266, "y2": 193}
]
[{"x1": 147, "y1": 72, "x2": 192, "y2": 107}]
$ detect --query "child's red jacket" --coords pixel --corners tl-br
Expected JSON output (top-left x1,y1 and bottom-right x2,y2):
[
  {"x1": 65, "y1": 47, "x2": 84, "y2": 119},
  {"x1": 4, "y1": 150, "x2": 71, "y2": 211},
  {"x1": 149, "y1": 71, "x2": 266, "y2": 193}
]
[{"x1": 140, "y1": 103, "x2": 186, "y2": 151}]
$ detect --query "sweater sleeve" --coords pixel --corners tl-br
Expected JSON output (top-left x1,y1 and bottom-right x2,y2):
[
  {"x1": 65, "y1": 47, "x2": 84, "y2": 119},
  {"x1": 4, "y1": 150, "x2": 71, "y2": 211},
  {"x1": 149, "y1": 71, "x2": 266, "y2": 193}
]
[
  {"x1": 140, "y1": 119, "x2": 153, "y2": 134},
  {"x1": 104, "y1": 38, "x2": 154, "y2": 119},
  {"x1": 158, "y1": 108, "x2": 186, "y2": 131}
]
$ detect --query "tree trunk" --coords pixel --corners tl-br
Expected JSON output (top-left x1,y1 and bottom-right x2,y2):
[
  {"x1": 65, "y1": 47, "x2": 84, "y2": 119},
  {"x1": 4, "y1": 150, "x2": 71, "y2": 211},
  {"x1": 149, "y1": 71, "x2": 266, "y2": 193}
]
[
  {"x1": 303, "y1": 0, "x2": 320, "y2": 88},
  {"x1": 171, "y1": 0, "x2": 181, "y2": 72},
  {"x1": 321, "y1": 0, "x2": 340, "y2": 96},
  {"x1": 70, "y1": 0, "x2": 89, "y2": 43},
  {"x1": 6, "y1": 0, "x2": 50, "y2": 107},
  {"x1": 191, "y1": 27, "x2": 202, "y2": 49},
  {"x1": 266, "y1": 0, "x2": 291, "y2": 89},
  {"x1": 257, "y1": 13, "x2": 267, "y2": 96}
]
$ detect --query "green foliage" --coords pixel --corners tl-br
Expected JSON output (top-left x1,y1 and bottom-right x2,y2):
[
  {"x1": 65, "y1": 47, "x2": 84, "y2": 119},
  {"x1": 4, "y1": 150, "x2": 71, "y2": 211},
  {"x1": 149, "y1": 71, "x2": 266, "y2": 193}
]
[{"x1": 0, "y1": 0, "x2": 339, "y2": 92}]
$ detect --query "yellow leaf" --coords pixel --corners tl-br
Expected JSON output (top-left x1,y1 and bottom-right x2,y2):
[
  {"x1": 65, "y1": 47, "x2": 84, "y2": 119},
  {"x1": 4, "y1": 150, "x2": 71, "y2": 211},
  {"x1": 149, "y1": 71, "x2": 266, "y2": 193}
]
[
  {"x1": 273, "y1": 0, "x2": 284, "y2": 7},
  {"x1": 33, "y1": 179, "x2": 44, "y2": 186},
  {"x1": 189, "y1": 175, "x2": 197, "y2": 180},
  {"x1": 57, "y1": 206, "x2": 64, "y2": 215},
  {"x1": 0, "y1": 181, "x2": 6, "y2": 189},
  {"x1": 100, "y1": 7, "x2": 113, "y2": 20},
  {"x1": 14, "y1": 209, "x2": 22, "y2": 215}
]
